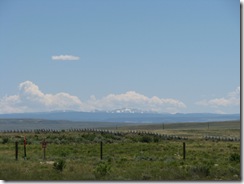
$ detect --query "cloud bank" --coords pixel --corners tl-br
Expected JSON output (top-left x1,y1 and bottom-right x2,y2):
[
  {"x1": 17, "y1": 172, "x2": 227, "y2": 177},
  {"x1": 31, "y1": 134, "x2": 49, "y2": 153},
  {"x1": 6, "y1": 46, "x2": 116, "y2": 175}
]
[
  {"x1": 196, "y1": 87, "x2": 240, "y2": 107},
  {"x1": 52, "y1": 55, "x2": 80, "y2": 61},
  {"x1": 87, "y1": 91, "x2": 186, "y2": 113},
  {"x1": 0, "y1": 81, "x2": 186, "y2": 114}
]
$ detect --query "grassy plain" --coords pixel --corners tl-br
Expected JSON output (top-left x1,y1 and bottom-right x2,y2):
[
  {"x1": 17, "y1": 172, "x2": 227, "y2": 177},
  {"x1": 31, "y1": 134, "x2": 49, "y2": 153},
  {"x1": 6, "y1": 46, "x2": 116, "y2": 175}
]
[
  {"x1": 114, "y1": 120, "x2": 241, "y2": 138},
  {"x1": 0, "y1": 120, "x2": 240, "y2": 181}
]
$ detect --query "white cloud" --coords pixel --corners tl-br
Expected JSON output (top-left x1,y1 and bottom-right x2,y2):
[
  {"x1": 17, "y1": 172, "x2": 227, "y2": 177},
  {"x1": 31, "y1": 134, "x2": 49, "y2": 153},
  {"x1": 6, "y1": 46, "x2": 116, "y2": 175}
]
[
  {"x1": 0, "y1": 81, "x2": 186, "y2": 114},
  {"x1": 0, "y1": 95, "x2": 22, "y2": 113},
  {"x1": 87, "y1": 91, "x2": 186, "y2": 113},
  {"x1": 0, "y1": 81, "x2": 84, "y2": 114},
  {"x1": 196, "y1": 87, "x2": 240, "y2": 107},
  {"x1": 51, "y1": 55, "x2": 80, "y2": 61}
]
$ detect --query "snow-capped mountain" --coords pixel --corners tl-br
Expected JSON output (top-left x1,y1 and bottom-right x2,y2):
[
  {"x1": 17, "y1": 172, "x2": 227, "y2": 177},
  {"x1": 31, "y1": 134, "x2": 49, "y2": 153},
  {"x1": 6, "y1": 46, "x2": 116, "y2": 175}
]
[
  {"x1": 0, "y1": 110, "x2": 240, "y2": 123},
  {"x1": 108, "y1": 108, "x2": 156, "y2": 114}
]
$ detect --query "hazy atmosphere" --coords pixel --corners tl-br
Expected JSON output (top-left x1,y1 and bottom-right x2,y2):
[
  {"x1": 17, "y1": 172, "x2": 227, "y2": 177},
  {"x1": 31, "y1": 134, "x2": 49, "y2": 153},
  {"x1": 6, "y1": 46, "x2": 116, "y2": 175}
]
[{"x1": 0, "y1": 0, "x2": 240, "y2": 114}]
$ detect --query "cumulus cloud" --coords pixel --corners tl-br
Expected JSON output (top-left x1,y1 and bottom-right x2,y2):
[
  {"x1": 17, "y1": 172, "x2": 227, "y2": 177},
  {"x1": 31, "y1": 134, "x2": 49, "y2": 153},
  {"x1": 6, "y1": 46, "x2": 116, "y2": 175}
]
[
  {"x1": 0, "y1": 81, "x2": 186, "y2": 114},
  {"x1": 0, "y1": 81, "x2": 84, "y2": 114},
  {"x1": 52, "y1": 55, "x2": 80, "y2": 61},
  {"x1": 196, "y1": 87, "x2": 240, "y2": 107}
]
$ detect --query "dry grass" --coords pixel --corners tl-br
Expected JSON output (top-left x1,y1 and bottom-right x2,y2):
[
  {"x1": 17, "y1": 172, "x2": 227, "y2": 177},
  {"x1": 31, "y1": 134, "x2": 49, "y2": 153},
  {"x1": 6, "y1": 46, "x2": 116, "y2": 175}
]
[{"x1": 0, "y1": 120, "x2": 240, "y2": 180}]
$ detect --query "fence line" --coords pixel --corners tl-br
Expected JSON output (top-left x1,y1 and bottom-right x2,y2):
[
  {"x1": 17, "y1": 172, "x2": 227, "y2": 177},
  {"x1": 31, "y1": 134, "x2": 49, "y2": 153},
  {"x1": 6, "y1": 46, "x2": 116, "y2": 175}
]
[
  {"x1": 203, "y1": 135, "x2": 240, "y2": 142},
  {"x1": 0, "y1": 128, "x2": 240, "y2": 142}
]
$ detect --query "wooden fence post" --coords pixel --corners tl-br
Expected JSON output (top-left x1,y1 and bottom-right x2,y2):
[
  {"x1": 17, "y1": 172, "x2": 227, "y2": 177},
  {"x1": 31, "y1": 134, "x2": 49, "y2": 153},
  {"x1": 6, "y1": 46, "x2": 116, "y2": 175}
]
[
  {"x1": 43, "y1": 147, "x2": 46, "y2": 160},
  {"x1": 24, "y1": 146, "x2": 26, "y2": 160},
  {"x1": 183, "y1": 142, "x2": 186, "y2": 160},
  {"x1": 42, "y1": 139, "x2": 47, "y2": 160},
  {"x1": 24, "y1": 136, "x2": 27, "y2": 160},
  {"x1": 15, "y1": 141, "x2": 18, "y2": 161},
  {"x1": 100, "y1": 141, "x2": 103, "y2": 160}
]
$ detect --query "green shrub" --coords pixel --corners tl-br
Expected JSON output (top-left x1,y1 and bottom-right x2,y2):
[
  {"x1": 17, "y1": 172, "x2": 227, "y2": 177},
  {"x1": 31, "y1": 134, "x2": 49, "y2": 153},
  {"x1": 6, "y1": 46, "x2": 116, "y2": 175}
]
[
  {"x1": 53, "y1": 159, "x2": 66, "y2": 172},
  {"x1": 59, "y1": 149, "x2": 71, "y2": 157},
  {"x1": 54, "y1": 138, "x2": 61, "y2": 144},
  {"x1": 82, "y1": 133, "x2": 97, "y2": 142},
  {"x1": 189, "y1": 165, "x2": 210, "y2": 178},
  {"x1": 140, "y1": 136, "x2": 152, "y2": 143},
  {"x1": 118, "y1": 157, "x2": 128, "y2": 163},
  {"x1": 94, "y1": 161, "x2": 111, "y2": 178},
  {"x1": 153, "y1": 136, "x2": 159, "y2": 142},
  {"x1": 2, "y1": 137, "x2": 9, "y2": 144},
  {"x1": 142, "y1": 174, "x2": 152, "y2": 180},
  {"x1": 93, "y1": 137, "x2": 102, "y2": 143},
  {"x1": 229, "y1": 153, "x2": 240, "y2": 162},
  {"x1": 134, "y1": 155, "x2": 157, "y2": 161}
]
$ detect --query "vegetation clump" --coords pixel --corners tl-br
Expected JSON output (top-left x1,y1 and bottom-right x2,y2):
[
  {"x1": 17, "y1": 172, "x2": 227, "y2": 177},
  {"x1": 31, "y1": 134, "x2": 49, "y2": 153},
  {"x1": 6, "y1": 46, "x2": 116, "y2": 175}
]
[
  {"x1": 229, "y1": 153, "x2": 240, "y2": 162},
  {"x1": 94, "y1": 161, "x2": 111, "y2": 179},
  {"x1": 53, "y1": 159, "x2": 66, "y2": 172},
  {"x1": 0, "y1": 121, "x2": 240, "y2": 180},
  {"x1": 2, "y1": 137, "x2": 9, "y2": 144}
]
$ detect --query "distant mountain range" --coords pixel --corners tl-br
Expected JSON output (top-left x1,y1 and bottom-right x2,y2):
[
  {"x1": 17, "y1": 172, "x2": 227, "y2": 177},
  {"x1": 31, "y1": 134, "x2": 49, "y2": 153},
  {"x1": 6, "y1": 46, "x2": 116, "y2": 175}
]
[{"x1": 0, "y1": 109, "x2": 240, "y2": 123}]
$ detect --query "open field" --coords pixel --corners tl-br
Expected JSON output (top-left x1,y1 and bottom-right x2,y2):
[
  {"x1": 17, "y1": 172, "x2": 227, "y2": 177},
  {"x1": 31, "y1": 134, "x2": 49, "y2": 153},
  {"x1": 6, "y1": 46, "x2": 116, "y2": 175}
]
[
  {"x1": 113, "y1": 120, "x2": 241, "y2": 139},
  {"x1": 0, "y1": 120, "x2": 240, "y2": 181}
]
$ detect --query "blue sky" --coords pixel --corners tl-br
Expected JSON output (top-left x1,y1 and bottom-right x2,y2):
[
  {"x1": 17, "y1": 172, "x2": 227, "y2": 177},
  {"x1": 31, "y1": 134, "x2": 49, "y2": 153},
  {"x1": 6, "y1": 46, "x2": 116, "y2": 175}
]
[{"x1": 0, "y1": 0, "x2": 240, "y2": 114}]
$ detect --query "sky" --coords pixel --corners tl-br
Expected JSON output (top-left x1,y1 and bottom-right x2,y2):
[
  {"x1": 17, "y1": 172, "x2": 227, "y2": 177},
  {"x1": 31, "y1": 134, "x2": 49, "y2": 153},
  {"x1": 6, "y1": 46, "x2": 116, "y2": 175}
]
[{"x1": 0, "y1": 0, "x2": 240, "y2": 114}]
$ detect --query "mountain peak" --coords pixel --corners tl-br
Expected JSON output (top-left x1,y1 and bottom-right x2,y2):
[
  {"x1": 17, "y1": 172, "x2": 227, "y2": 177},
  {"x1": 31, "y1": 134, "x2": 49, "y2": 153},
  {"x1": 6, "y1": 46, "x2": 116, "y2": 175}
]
[{"x1": 108, "y1": 108, "x2": 154, "y2": 114}]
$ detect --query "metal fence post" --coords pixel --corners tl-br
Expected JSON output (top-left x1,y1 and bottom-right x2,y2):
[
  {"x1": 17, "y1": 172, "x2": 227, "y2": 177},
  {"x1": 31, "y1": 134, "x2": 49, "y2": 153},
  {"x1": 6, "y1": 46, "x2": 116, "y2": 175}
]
[
  {"x1": 183, "y1": 142, "x2": 186, "y2": 160},
  {"x1": 15, "y1": 141, "x2": 18, "y2": 161},
  {"x1": 100, "y1": 141, "x2": 103, "y2": 160}
]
